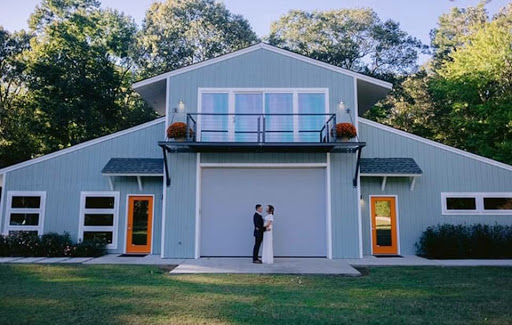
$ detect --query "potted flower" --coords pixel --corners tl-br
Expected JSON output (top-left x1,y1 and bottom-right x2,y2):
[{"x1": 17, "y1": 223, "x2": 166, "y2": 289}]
[
  {"x1": 333, "y1": 122, "x2": 357, "y2": 142},
  {"x1": 166, "y1": 122, "x2": 193, "y2": 141}
]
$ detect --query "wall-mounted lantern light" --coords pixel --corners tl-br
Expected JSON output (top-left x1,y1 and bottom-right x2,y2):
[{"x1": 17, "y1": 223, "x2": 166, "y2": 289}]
[
  {"x1": 177, "y1": 100, "x2": 185, "y2": 111},
  {"x1": 338, "y1": 99, "x2": 351, "y2": 114},
  {"x1": 338, "y1": 100, "x2": 346, "y2": 111}
]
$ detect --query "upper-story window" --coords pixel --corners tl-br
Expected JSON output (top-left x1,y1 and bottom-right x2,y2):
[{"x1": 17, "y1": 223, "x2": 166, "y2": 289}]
[{"x1": 198, "y1": 89, "x2": 328, "y2": 143}]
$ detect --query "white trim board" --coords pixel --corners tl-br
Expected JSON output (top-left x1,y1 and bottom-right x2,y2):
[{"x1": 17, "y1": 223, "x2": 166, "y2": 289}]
[
  {"x1": 441, "y1": 192, "x2": 512, "y2": 215},
  {"x1": 4, "y1": 191, "x2": 46, "y2": 235},
  {"x1": 0, "y1": 118, "x2": 165, "y2": 175},
  {"x1": 359, "y1": 118, "x2": 512, "y2": 173},
  {"x1": 368, "y1": 195, "x2": 401, "y2": 256},
  {"x1": 326, "y1": 153, "x2": 332, "y2": 259},
  {"x1": 195, "y1": 162, "x2": 331, "y2": 259},
  {"x1": 199, "y1": 163, "x2": 328, "y2": 168},
  {"x1": 102, "y1": 174, "x2": 164, "y2": 177},
  {"x1": 132, "y1": 43, "x2": 392, "y2": 90},
  {"x1": 78, "y1": 191, "x2": 120, "y2": 250},
  {"x1": 0, "y1": 174, "x2": 5, "y2": 234},
  {"x1": 161, "y1": 78, "x2": 170, "y2": 258},
  {"x1": 123, "y1": 194, "x2": 156, "y2": 255},
  {"x1": 197, "y1": 88, "x2": 330, "y2": 142}
]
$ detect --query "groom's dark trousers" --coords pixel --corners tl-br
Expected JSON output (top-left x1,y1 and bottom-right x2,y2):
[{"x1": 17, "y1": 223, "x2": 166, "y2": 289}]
[{"x1": 252, "y1": 212, "x2": 265, "y2": 261}]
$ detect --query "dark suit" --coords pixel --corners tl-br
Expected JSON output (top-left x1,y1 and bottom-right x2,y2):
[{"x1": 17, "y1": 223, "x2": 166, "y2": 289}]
[{"x1": 252, "y1": 212, "x2": 265, "y2": 261}]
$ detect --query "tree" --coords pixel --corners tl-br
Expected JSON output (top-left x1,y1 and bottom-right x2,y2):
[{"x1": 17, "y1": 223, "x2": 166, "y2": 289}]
[
  {"x1": 372, "y1": 2, "x2": 512, "y2": 164},
  {"x1": 138, "y1": 0, "x2": 259, "y2": 77},
  {"x1": 266, "y1": 9, "x2": 425, "y2": 80},
  {"x1": 0, "y1": 27, "x2": 40, "y2": 167},
  {"x1": 22, "y1": 0, "x2": 156, "y2": 155},
  {"x1": 433, "y1": 16, "x2": 512, "y2": 163},
  {"x1": 429, "y1": 1, "x2": 488, "y2": 68}
]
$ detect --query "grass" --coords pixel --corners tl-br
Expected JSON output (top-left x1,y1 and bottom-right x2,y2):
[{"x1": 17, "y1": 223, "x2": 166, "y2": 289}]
[{"x1": 0, "y1": 265, "x2": 511, "y2": 325}]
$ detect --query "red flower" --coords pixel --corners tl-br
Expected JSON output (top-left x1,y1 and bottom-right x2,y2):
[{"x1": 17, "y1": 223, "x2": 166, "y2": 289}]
[
  {"x1": 166, "y1": 122, "x2": 193, "y2": 139},
  {"x1": 334, "y1": 123, "x2": 357, "y2": 139}
]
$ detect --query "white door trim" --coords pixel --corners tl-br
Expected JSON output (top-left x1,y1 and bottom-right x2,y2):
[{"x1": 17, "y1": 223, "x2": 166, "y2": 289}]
[
  {"x1": 368, "y1": 195, "x2": 400, "y2": 255},
  {"x1": 199, "y1": 163, "x2": 328, "y2": 168},
  {"x1": 0, "y1": 173, "x2": 5, "y2": 234},
  {"x1": 326, "y1": 153, "x2": 332, "y2": 259},
  {"x1": 124, "y1": 194, "x2": 155, "y2": 255},
  {"x1": 195, "y1": 162, "x2": 331, "y2": 259}
]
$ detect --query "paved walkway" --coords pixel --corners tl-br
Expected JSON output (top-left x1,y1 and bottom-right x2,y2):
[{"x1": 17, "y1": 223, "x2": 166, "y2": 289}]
[
  {"x1": 346, "y1": 255, "x2": 512, "y2": 267},
  {"x1": 170, "y1": 258, "x2": 361, "y2": 276},
  {"x1": 1, "y1": 255, "x2": 511, "y2": 271}
]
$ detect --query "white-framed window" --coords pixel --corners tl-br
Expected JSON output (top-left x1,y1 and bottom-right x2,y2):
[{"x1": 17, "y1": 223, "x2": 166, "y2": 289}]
[
  {"x1": 198, "y1": 88, "x2": 329, "y2": 143},
  {"x1": 79, "y1": 191, "x2": 120, "y2": 249},
  {"x1": 4, "y1": 191, "x2": 46, "y2": 235},
  {"x1": 441, "y1": 192, "x2": 512, "y2": 215}
]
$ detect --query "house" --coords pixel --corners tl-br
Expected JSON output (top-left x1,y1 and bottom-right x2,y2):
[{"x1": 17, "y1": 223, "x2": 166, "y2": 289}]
[{"x1": 1, "y1": 43, "x2": 512, "y2": 259}]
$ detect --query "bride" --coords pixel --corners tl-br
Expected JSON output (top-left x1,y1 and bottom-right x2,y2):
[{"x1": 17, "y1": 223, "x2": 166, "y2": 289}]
[{"x1": 262, "y1": 205, "x2": 274, "y2": 264}]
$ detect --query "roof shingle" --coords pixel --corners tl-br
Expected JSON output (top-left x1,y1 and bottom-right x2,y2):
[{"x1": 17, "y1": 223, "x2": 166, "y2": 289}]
[
  {"x1": 360, "y1": 158, "x2": 422, "y2": 175},
  {"x1": 101, "y1": 158, "x2": 163, "y2": 175}
]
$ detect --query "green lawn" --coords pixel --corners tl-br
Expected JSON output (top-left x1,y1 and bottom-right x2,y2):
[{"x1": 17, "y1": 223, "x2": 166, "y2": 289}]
[{"x1": 0, "y1": 265, "x2": 511, "y2": 325}]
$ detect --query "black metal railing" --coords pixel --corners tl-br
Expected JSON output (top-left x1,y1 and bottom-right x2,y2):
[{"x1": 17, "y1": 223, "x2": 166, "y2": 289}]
[{"x1": 176, "y1": 113, "x2": 337, "y2": 143}]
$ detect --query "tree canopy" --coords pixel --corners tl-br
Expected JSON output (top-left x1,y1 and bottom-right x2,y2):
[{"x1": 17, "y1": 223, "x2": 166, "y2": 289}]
[
  {"x1": 137, "y1": 0, "x2": 259, "y2": 77},
  {"x1": 0, "y1": 0, "x2": 258, "y2": 167},
  {"x1": 266, "y1": 8, "x2": 426, "y2": 80},
  {"x1": 0, "y1": 0, "x2": 511, "y2": 168},
  {"x1": 372, "y1": 2, "x2": 512, "y2": 164}
]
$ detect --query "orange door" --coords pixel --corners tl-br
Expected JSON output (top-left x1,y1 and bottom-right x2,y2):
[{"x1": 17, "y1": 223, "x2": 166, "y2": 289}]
[
  {"x1": 126, "y1": 196, "x2": 153, "y2": 254},
  {"x1": 371, "y1": 196, "x2": 398, "y2": 255}
]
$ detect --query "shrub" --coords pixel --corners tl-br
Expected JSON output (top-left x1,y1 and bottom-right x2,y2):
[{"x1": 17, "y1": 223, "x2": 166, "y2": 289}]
[
  {"x1": 40, "y1": 232, "x2": 73, "y2": 257},
  {"x1": 0, "y1": 232, "x2": 107, "y2": 257},
  {"x1": 416, "y1": 224, "x2": 512, "y2": 259},
  {"x1": 71, "y1": 238, "x2": 108, "y2": 257},
  {"x1": 334, "y1": 122, "x2": 357, "y2": 139},
  {"x1": 6, "y1": 232, "x2": 42, "y2": 257}
]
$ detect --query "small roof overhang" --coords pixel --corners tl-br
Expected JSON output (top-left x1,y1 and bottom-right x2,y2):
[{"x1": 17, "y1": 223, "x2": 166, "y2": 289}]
[
  {"x1": 101, "y1": 158, "x2": 163, "y2": 191},
  {"x1": 360, "y1": 158, "x2": 422, "y2": 191},
  {"x1": 132, "y1": 43, "x2": 392, "y2": 115}
]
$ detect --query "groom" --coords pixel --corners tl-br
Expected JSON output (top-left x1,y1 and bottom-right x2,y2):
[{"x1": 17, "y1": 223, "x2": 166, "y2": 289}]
[{"x1": 252, "y1": 204, "x2": 266, "y2": 264}]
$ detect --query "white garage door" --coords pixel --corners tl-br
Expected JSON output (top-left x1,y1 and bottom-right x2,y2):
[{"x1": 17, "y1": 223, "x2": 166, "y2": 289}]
[{"x1": 200, "y1": 168, "x2": 327, "y2": 257}]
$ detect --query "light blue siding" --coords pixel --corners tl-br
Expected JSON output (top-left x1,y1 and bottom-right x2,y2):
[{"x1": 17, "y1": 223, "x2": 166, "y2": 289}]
[
  {"x1": 162, "y1": 48, "x2": 361, "y2": 258},
  {"x1": 359, "y1": 120, "x2": 512, "y2": 255},
  {"x1": 169, "y1": 48, "x2": 356, "y2": 123},
  {"x1": 1, "y1": 119, "x2": 165, "y2": 254},
  {"x1": 330, "y1": 153, "x2": 361, "y2": 258},
  {"x1": 162, "y1": 152, "x2": 197, "y2": 258}
]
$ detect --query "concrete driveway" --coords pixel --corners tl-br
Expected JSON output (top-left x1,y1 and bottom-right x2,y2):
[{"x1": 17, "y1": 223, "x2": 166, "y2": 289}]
[{"x1": 170, "y1": 257, "x2": 361, "y2": 276}]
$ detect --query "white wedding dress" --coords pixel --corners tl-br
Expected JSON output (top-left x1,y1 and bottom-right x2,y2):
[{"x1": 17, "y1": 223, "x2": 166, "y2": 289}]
[{"x1": 262, "y1": 214, "x2": 274, "y2": 264}]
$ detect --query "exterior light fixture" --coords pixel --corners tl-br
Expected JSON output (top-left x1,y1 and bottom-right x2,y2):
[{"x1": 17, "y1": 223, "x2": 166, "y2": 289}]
[
  {"x1": 338, "y1": 100, "x2": 346, "y2": 111},
  {"x1": 177, "y1": 100, "x2": 185, "y2": 111}
]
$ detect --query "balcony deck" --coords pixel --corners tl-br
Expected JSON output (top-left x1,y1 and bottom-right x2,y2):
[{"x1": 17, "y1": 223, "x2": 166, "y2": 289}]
[{"x1": 159, "y1": 113, "x2": 365, "y2": 153}]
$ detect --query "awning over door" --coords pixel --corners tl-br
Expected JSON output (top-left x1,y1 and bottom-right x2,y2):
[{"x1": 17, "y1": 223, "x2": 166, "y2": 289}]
[
  {"x1": 360, "y1": 158, "x2": 423, "y2": 191},
  {"x1": 101, "y1": 158, "x2": 163, "y2": 191}
]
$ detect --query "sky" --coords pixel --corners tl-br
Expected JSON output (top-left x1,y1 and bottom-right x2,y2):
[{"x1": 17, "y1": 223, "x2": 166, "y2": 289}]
[{"x1": 0, "y1": 0, "x2": 509, "y2": 63}]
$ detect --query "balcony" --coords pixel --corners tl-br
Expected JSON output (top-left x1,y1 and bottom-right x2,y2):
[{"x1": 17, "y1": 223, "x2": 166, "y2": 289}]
[{"x1": 158, "y1": 113, "x2": 365, "y2": 153}]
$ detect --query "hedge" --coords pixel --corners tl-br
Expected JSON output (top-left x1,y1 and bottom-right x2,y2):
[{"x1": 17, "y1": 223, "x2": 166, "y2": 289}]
[
  {"x1": 416, "y1": 224, "x2": 512, "y2": 259},
  {"x1": 0, "y1": 232, "x2": 107, "y2": 257}
]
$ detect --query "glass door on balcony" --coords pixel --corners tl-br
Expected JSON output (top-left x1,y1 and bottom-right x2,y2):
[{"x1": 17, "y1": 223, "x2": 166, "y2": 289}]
[
  {"x1": 201, "y1": 93, "x2": 229, "y2": 142},
  {"x1": 298, "y1": 93, "x2": 326, "y2": 142},
  {"x1": 234, "y1": 93, "x2": 262, "y2": 142},
  {"x1": 200, "y1": 90, "x2": 328, "y2": 143},
  {"x1": 265, "y1": 93, "x2": 294, "y2": 142}
]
